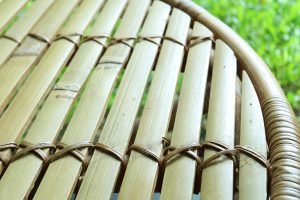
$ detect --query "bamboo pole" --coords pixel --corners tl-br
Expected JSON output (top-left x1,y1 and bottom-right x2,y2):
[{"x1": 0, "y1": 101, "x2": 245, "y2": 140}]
[
  {"x1": 118, "y1": 9, "x2": 190, "y2": 200},
  {"x1": 0, "y1": 0, "x2": 27, "y2": 33},
  {"x1": 0, "y1": 0, "x2": 103, "y2": 174},
  {"x1": 200, "y1": 40, "x2": 237, "y2": 199},
  {"x1": 0, "y1": 1, "x2": 126, "y2": 199},
  {"x1": 0, "y1": 0, "x2": 79, "y2": 115},
  {"x1": 0, "y1": 0, "x2": 54, "y2": 67},
  {"x1": 160, "y1": 23, "x2": 212, "y2": 200},
  {"x1": 32, "y1": 0, "x2": 151, "y2": 199},
  {"x1": 239, "y1": 72, "x2": 267, "y2": 200},
  {"x1": 76, "y1": 2, "x2": 171, "y2": 199}
]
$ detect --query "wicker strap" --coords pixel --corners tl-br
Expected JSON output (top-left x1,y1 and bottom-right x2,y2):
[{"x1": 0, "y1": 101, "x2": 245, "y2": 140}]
[
  {"x1": 0, "y1": 35, "x2": 20, "y2": 44},
  {"x1": 49, "y1": 142, "x2": 93, "y2": 171},
  {"x1": 81, "y1": 35, "x2": 110, "y2": 47},
  {"x1": 9, "y1": 141, "x2": 55, "y2": 164},
  {"x1": 53, "y1": 33, "x2": 83, "y2": 48},
  {"x1": 28, "y1": 33, "x2": 51, "y2": 44},
  {"x1": 94, "y1": 143, "x2": 126, "y2": 165},
  {"x1": 0, "y1": 142, "x2": 18, "y2": 166},
  {"x1": 128, "y1": 144, "x2": 161, "y2": 165}
]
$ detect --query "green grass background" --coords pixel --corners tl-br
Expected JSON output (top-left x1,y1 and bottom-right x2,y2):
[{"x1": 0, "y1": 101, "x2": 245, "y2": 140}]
[{"x1": 194, "y1": 0, "x2": 300, "y2": 118}]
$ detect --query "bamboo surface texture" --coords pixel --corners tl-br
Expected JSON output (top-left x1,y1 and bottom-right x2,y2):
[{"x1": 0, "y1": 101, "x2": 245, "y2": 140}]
[
  {"x1": 0, "y1": 0, "x2": 100, "y2": 173},
  {"x1": 0, "y1": 0, "x2": 79, "y2": 114},
  {"x1": 0, "y1": 0, "x2": 54, "y2": 67},
  {"x1": 0, "y1": 0, "x2": 126, "y2": 199},
  {"x1": 160, "y1": 22, "x2": 212, "y2": 200},
  {"x1": 200, "y1": 40, "x2": 236, "y2": 199},
  {"x1": 239, "y1": 72, "x2": 267, "y2": 200},
  {"x1": 34, "y1": 0, "x2": 150, "y2": 199},
  {"x1": 119, "y1": 8, "x2": 190, "y2": 200},
  {"x1": 0, "y1": 0, "x2": 298, "y2": 199},
  {"x1": 0, "y1": 0, "x2": 27, "y2": 33}
]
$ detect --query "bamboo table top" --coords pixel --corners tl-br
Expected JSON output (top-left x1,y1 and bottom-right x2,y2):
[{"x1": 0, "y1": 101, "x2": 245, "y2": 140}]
[{"x1": 0, "y1": 0, "x2": 299, "y2": 199}]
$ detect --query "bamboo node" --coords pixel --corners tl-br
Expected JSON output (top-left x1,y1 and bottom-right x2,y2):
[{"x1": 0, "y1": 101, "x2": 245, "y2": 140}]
[
  {"x1": 53, "y1": 84, "x2": 80, "y2": 93},
  {"x1": 48, "y1": 141, "x2": 93, "y2": 171},
  {"x1": 9, "y1": 141, "x2": 55, "y2": 164}
]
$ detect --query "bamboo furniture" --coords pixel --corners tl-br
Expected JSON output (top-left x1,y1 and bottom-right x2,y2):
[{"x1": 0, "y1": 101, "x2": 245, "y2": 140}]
[{"x1": 0, "y1": 0, "x2": 299, "y2": 199}]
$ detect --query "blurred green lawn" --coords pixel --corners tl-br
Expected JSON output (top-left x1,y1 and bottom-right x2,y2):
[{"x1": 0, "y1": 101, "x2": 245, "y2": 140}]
[{"x1": 194, "y1": 0, "x2": 300, "y2": 118}]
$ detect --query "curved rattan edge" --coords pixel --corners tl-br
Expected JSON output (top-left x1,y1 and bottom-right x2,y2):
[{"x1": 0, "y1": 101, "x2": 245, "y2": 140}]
[{"x1": 161, "y1": 0, "x2": 300, "y2": 199}]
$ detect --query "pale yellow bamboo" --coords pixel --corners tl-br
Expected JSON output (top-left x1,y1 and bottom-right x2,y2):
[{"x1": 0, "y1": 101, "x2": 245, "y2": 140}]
[
  {"x1": 0, "y1": 0, "x2": 79, "y2": 114},
  {"x1": 118, "y1": 9, "x2": 190, "y2": 200},
  {"x1": 0, "y1": 0, "x2": 54, "y2": 67},
  {"x1": 0, "y1": 0, "x2": 27, "y2": 33},
  {"x1": 32, "y1": 1, "x2": 151, "y2": 199},
  {"x1": 160, "y1": 23, "x2": 212, "y2": 200},
  {"x1": 200, "y1": 40, "x2": 237, "y2": 199},
  {"x1": 0, "y1": 1, "x2": 126, "y2": 199},
  {"x1": 239, "y1": 72, "x2": 267, "y2": 200},
  {"x1": 76, "y1": 3, "x2": 172, "y2": 200},
  {"x1": 0, "y1": 0, "x2": 103, "y2": 173}
]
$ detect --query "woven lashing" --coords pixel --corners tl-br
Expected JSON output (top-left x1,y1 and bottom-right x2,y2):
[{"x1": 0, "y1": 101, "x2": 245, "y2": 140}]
[{"x1": 0, "y1": 0, "x2": 298, "y2": 199}]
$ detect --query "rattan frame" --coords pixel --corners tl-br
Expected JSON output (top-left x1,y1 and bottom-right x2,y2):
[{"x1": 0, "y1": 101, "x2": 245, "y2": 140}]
[{"x1": 161, "y1": 0, "x2": 300, "y2": 199}]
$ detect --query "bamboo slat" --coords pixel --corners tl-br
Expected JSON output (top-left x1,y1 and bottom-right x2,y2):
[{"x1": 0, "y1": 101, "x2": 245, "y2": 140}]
[
  {"x1": 0, "y1": 0, "x2": 79, "y2": 114},
  {"x1": 0, "y1": 0, "x2": 54, "y2": 67},
  {"x1": 118, "y1": 9, "x2": 190, "y2": 200},
  {"x1": 0, "y1": 1, "x2": 126, "y2": 199},
  {"x1": 160, "y1": 23, "x2": 213, "y2": 200},
  {"x1": 32, "y1": 0, "x2": 151, "y2": 199},
  {"x1": 76, "y1": 2, "x2": 171, "y2": 200},
  {"x1": 239, "y1": 72, "x2": 267, "y2": 200},
  {"x1": 0, "y1": 0, "x2": 103, "y2": 173},
  {"x1": 200, "y1": 40, "x2": 237, "y2": 199},
  {"x1": 0, "y1": 0, "x2": 27, "y2": 33}
]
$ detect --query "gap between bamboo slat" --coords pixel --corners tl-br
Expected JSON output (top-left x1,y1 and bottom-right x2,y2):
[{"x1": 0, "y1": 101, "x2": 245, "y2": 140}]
[
  {"x1": 0, "y1": 1, "x2": 126, "y2": 199},
  {"x1": 160, "y1": 22, "x2": 213, "y2": 200},
  {"x1": 0, "y1": 0, "x2": 27, "y2": 33},
  {"x1": 118, "y1": 9, "x2": 190, "y2": 200},
  {"x1": 0, "y1": 0, "x2": 104, "y2": 174},
  {"x1": 0, "y1": 0, "x2": 80, "y2": 115},
  {"x1": 239, "y1": 72, "x2": 267, "y2": 200},
  {"x1": 75, "y1": 2, "x2": 171, "y2": 200},
  {"x1": 200, "y1": 40, "x2": 237, "y2": 199},
  {"x1": 0, "y1": 0, "x2": 54, "y2": 67},
  {"x1": 32, "y1": 0, "x2": 151, "y2": 199}
]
